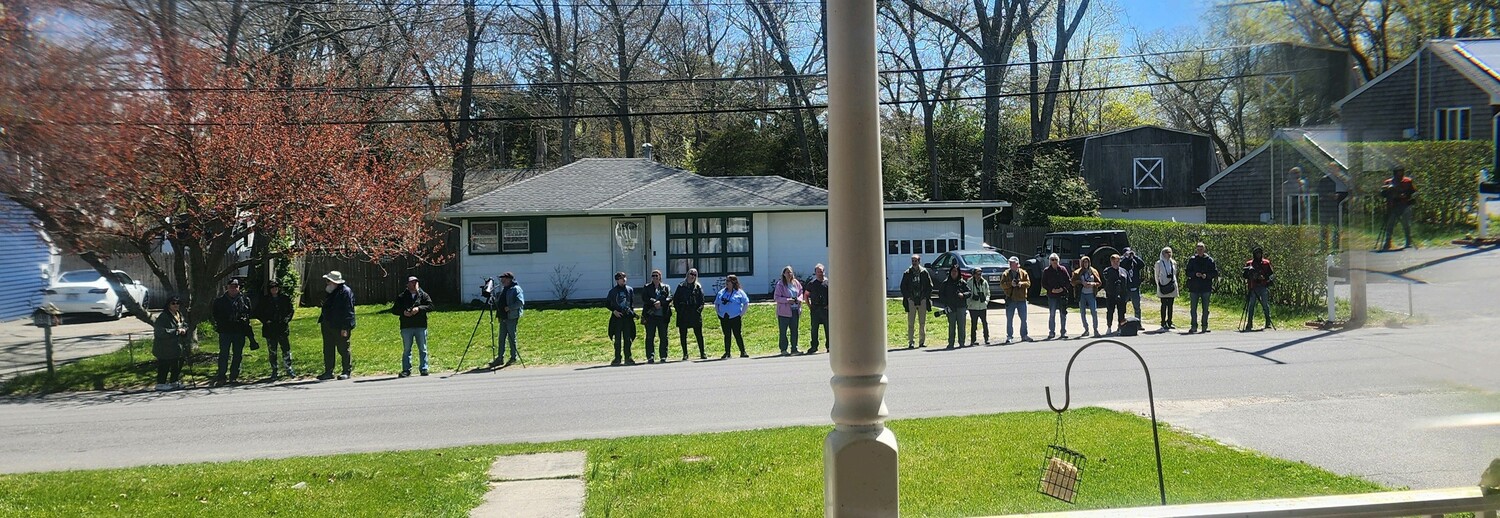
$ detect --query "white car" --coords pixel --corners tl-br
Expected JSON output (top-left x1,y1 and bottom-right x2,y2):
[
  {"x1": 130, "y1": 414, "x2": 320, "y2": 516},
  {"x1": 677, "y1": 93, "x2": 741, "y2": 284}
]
[{"x1": 43, "y1": 270, "x2": 150, "y2": 319}]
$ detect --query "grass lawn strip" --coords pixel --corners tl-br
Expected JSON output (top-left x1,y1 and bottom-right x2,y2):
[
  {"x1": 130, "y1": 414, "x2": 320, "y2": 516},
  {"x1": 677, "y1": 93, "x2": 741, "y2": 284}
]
[
  {"x1": 0, "y1": 409, "x2": 1384, "y2": 517},
  {"x1": 2, "y1": 297, "x2": 1396, "y2": 395}
]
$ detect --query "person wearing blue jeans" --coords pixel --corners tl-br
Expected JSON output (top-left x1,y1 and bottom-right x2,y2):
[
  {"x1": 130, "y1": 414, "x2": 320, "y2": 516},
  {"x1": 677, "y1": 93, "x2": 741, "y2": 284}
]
[
  {"x1": 1072, "y1": 256, "x2": 1102, "y2": 337},
  {"x1": 1243, "y1": 247, "x2": 1274, "y2": 331},
  {"x1": 211, "y1": 278, "x2": 254, "y2": 385},
  {"x1": 999, "y1": 256, "x2": 1032, "y2": 344},
  {"x1": 1185, "y1": 242, "x2": 1219, "y2": 333},
  {"x1": 1041, "y1": 253, "x2": 1071, "y2": 339},
  {"x1": 1122, "y1": 248, "x2": 1146, "y2": 320},
  {"x1": 491, "y1": 272, "x2": 526, "y2": 367},
  {"x1": 392, "y1": 276, "x2": 434, "y2": 376},
  {"x1": 773, "y1": 266, "x2": 803, "y2": 356}
]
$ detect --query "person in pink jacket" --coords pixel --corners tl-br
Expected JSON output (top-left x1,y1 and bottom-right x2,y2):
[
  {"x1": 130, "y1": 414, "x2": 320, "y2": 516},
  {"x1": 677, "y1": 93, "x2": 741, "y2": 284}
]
[{"x1": 773, "y1": 265, "x2": 804, "y2": 356}]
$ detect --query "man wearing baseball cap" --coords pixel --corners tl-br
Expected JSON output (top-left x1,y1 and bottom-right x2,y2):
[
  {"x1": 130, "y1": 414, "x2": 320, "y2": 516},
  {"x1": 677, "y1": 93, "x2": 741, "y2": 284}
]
[
  {"x1": 255, "y1": 280, "x2": 297, "y2": 379},
  {"x1": 211, "y1": 278, "x2": 255, "y2": 385},
  {"x1": 317, "y1": 271, "x2": 356, "y2": 380},
  {"x1": 392, "y1": 276, "x2": 434, "y2": 377}
]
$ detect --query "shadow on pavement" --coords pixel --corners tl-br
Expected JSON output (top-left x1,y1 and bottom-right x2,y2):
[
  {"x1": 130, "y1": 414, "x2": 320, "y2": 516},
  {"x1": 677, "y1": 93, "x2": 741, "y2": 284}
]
[{"x1": 1218, "y1": 329, "x2": 1349, "y2": 365}]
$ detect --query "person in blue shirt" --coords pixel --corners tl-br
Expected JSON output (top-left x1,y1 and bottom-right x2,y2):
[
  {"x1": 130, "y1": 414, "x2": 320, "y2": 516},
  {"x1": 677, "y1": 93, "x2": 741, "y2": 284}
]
[
  {"x1": 606, "y1": 272, "x2": 637, "y2": 366},
  {"x1": 488, "y1": 272, "x2": 525, "y2": 368},
  {"x1": 713, "y1": 274, "x2": 750, "y2": 359}
]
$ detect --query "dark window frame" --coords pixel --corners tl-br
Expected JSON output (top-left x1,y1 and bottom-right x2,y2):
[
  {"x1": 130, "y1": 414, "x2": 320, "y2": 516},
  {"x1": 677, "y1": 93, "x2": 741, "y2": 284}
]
[
  {"x1": 468, "y1": 218, "x2": 547, "y2": 255},
  {"x1": 666, "y1": 213, "x2": 754, "y2": 278}
]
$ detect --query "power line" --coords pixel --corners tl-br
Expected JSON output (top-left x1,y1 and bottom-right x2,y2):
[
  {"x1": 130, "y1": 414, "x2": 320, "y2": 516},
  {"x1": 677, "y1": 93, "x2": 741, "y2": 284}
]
[
  {"x1": 28, "y1": 67, "x2": 1313, "y2": 126},
  {"x1": 173, "y1": 0, "x2": 825, "y2": 10},
  {"x1": 25, "y1": 42, "x2": 1277, "y2": 94}
]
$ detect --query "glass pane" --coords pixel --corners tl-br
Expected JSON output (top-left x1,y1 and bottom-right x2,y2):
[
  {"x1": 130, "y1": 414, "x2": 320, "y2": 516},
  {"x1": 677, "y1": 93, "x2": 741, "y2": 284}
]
[
  {"x1": 950, "y1": 239, "x2": 960, "y2": 251},
  {"x1": 888, "y1": 240, "x2": 899, "y2": 255},
  {"x1": 699, "y1": 258, "x2": 722, "y2": 275},
  {"x1": 727, "y1": 256, "x2": 749, "y2": 273},
  {"x1": 670, "y1": 259, "x2": 692, "y2": 276},
  {"x1": 900, "y1": 240, "x2": 911, "y2": 255},
  {"x1": 726, "y1": 237, "x2": 749, "y2": 253},
  {"x1": 669, "y1": 218, "x2": 689, "y2": 235},
  {"x1": 937, "y1": 240, "x2": 949, "y2": 253},
  {"x1": 699, "y1": 237, "x2": 723, "y2": 254},
  {"x1": 726, "y1": 216, "x2": 750, "y2": 233},
  {"x1": 699, "y1": 217, "x2": 723, "y2": 234},
  {"x1": 924, "y1": 240, "x2": 935, "y2": 254},
  {"x1": 470, "y1": 222, "x2": 499, "y2": 253},
  {"x1": 501, "y1": 221, "x2": 530, "y2": 253},
  {"x1": 670, "y1": 238, "x2": 693, "y2": 255}
]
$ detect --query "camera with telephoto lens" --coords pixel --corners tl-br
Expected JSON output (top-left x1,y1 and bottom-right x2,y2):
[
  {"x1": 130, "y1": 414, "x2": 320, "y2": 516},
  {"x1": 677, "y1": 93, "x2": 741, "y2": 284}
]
[
  {"x1": 933, "y1": 307, "x2": 948, "y2": 318},
  {"x1": 479, "y1": 277, "x2": 495, "y2": 299},
  {"x1": 1241, "y1": 265, "x2": 1258, "y2": 280}
]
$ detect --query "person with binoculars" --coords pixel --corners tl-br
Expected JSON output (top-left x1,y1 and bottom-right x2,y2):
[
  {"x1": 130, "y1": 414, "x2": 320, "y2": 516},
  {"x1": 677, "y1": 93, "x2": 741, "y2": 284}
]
[
  {"x1": 964, "y1": 266, "x2": 991, "y2": 346},
  {"x1": 937, "y1": 266, "x2": 971, "y2": 349}
]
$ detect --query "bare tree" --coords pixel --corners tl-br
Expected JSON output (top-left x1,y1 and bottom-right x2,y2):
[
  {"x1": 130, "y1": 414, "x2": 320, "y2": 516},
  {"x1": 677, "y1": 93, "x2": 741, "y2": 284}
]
[
  {"x1": 1023, "y1": 0, "x2": 1089, "y2": 142},
  {"x1": 587, "y1": 0, "x2": 667, "y2": 157},
  {"x1": 880, "y1": 0, "x2": 972, "y2": 200}
]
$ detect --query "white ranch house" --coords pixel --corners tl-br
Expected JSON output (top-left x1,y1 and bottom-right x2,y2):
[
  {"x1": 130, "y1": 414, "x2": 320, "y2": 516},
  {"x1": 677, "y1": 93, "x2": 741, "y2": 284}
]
[{"x1": 437, "y1": 158, "x2": 1007, "y2": 301}]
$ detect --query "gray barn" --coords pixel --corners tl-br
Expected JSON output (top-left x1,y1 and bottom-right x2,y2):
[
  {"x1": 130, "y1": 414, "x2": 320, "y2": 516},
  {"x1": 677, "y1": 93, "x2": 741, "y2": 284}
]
[{"x1": 1033, "y1": 125, "x2": 1221, "y2": 223}]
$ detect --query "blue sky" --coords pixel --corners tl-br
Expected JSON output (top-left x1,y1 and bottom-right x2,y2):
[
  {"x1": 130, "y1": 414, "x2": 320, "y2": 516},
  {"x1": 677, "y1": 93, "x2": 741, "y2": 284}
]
[{"x1": 1119, "y1": 0, "x2": 1208, "y2": 37}]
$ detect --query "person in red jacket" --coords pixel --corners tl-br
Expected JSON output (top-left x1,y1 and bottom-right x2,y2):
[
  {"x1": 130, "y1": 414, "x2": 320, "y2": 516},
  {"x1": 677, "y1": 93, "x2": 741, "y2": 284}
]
[{"x1": 1381, "y1": 167, "x2": 1417, "y2": 251}]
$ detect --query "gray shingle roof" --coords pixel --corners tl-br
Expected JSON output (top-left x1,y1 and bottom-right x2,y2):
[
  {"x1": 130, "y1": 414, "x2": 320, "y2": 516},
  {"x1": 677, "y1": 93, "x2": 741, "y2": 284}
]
[{"x1": 441, "y1": 158, "x2": 829, "y2": 215}]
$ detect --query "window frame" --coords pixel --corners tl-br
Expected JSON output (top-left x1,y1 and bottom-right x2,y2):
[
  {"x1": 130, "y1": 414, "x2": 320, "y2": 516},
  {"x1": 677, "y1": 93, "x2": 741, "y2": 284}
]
[
  {"x1": 666, "y1": 213, "x2": 753, "y2": 278},
  {"x1": 468, "y1": 218, "x2": 547, "y2": 255},
  {"x1": 1133, "y1": 157, "x2": 1165, "y2": 190},
  {"x1": 1433, "y1": 107, "x2": 1471, "y2": 141}
]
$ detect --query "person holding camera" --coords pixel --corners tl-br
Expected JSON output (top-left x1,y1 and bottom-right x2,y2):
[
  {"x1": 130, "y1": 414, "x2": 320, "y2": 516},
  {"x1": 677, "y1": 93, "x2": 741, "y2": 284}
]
[
  {"x1": 673, "y1": 268, "x2": 707, "y2": 360},
  {"x1": 490, "y1": 272, "x2": 525, "y2": 368},
  {"x1": 606, "y1": 272, "x2": 637, "y2": 366},
  {"x1": 1381, "y1": 166, "x2": 1418, "y2": 251},
  {"x1": 1103, "y1": 254, "x2": 1129, "y2": 334},
  {"x1": 1042, "y1": 253, "x2": 1072, "y2": 339},
  {"x1": 774, "y1": 266, "x2": 804, "y2": 356},
  {"x1": 393, "y1": 276, "x2": 435, "y2": 376},
  {"x1": 1185, "y1": 242, "x2": 1219, "y2": 333},
  {"x1": 317, "y1": 271, "x2": 356, "y2": 380},
  {"x1": 256, "y1": 280, "x2": 296, "y2": 380},
  {"x1": 937, "y1": 266, "x2": 971, "y2": 349},
  {"x1": 642, "y1": 270, "x2": 673, "y2": 364},
  {"x1": 999, "y1": 256, "x2": 1032, "y2": 344},
  {"x1": 1121, "y1": 248, "x2": 1146, "y2": 320},
  {"x1": 1155, "y1": 247, "x2": 1179, "y2": 331},
  {"x1": 900, "y1": 254, "x2": 934, "y2": 349},
  {"x1": 1072, "y1": 256, "x2": 1102, "y2": 338},
  {"x1": 153, "y1": 296, "x2": 189, "y2": 391},
  {"x1": 714, "y1": 274, "x2": 750, "y2": 359},
  {"x1": 211, "y1": 278, "x2": 255, "y2": 386},
  {"x1": 964, "y1": 266, "x2": 990, "y2": 346},
  {"x1": 1243, "y1": 247, "x2": 1274, "y2": 331}
]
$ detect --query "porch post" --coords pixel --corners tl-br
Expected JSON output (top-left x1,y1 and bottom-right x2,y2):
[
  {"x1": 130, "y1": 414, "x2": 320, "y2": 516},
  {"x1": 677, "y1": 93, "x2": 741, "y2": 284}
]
[{"x1": 824, "y1": 0, "x2": 898, "y2": 516}]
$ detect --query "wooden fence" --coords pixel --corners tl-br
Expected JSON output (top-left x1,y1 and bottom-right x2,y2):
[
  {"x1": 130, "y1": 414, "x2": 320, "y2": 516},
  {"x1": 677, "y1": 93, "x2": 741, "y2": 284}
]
[{"x1": 298, "y1": 254, "x2": 459, "y2": 307}]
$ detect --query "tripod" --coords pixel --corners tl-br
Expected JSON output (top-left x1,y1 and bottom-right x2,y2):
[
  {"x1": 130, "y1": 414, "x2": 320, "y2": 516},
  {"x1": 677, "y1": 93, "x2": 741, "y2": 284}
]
[{"x1": 453, "y1": 292, "x2": 499, "y2": 374}]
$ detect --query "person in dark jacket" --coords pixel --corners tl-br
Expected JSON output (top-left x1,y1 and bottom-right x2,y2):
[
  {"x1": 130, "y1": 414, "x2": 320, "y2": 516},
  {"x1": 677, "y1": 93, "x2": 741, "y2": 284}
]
[
  {"x1": 1102, "y1": 254, "x2": 1129, "y2": 334},
  {"x1": 900, "y1": 255, "x2": 934, "y2": 348},
  {"x1": 606, "y1": 272, "x2": 637, "y2": 366},
  {"x1": 1243, "y1": 247, "x2": 1274, "y2": 332},
  {"x1": 256, "y1": 281, "x2": 296, "y2": 379},
  {"x1": 392, "y1": 276, "x2": 434, "y2": 377},
  {"x1": 488, "y1": 272, "x2": 525, "y2": 368},
  {"x1": 1041, "y1": 253, "x2": 1071, "y2": 339},
  {"x1": 641, "y1": 269, "x2": 673, "y2": 363},
  {"x1": 937, "y1": 266, "x2": 971, "y2": 349},
  {"x1": 1121, "y1": 248, "x2": 1147, "y2": 320},
  {"x1": 211, "y1": 278, "x2": 254, "y2": 385},
  {"x1": 317, "y1": 271, "x2": 356, "y2": 380},
  {"x1": 1184, "y1": 242, "x2": 1219, "y2": 334},
  {"x1": 153, "y1": 297, "x2": 190, "y2": 391},
  {"x1": 672, "y1": 268, "x2": 707, "y2": 360},
  {"x1": 804, "y1": 264, "x2": 829, "y2": 354}
]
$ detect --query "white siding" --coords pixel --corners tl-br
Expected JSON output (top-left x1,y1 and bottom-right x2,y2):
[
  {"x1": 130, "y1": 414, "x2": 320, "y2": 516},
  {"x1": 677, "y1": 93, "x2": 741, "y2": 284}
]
[
  {"x1": 882, "y1": 208, "x2": 985, "y2": 291},
  {"x1": 461, "y1": 216, "x2": 618, "y2": 302},
  {"x1": 762, "y1": 211, "x2": 829, "y2": 291}
]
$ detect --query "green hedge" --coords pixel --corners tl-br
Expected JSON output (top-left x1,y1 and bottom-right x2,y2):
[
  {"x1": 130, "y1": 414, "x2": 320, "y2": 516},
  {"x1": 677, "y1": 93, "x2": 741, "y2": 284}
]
[
  {"x1": 1347, "y1": 141, "x2": 1490, "y2": 227},
  {"x1": 1050, "y1": 217, "x2": 1329, "y2": 308}
]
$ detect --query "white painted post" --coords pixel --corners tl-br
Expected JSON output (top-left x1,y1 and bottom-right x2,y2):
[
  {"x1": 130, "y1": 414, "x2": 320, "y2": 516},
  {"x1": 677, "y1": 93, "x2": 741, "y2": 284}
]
[
  {"x1": 1326, "y1": 254, "x2": 1337, "y2": 322},
  {"x1": 1479, "y1": 169, "x2": 1490, "y2": 239},
  {"x1": 824, "y1": 0, "x2": 898, "y2": 515}
]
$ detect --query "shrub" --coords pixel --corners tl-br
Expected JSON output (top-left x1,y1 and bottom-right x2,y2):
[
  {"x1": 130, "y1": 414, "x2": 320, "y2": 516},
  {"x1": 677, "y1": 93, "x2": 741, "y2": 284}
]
[
  {"x1": 1346, "y1": 141, "x2": 1490, "y2": 227},
  {"x1": 1050, "y1": 216, "x2": 1329, "y2": 308}
]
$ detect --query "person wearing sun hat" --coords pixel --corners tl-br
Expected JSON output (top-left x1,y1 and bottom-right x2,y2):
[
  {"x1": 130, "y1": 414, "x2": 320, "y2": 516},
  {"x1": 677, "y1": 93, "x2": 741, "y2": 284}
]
[{"x1": 317, "y1": 271, "x2": 356, "y2": 380}]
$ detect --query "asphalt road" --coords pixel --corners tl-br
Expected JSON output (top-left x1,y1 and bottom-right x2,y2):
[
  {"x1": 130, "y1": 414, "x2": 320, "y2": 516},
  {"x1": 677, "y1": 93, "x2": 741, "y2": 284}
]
[{"x1": 1, "y1": 247, "x2": 1496, "y2": 491}]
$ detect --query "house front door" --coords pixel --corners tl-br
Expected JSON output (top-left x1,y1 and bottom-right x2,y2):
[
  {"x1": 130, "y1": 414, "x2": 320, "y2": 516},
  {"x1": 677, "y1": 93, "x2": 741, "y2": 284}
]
[{"x1": 611, "y1": 218, "x2": 649, "y2": 283}]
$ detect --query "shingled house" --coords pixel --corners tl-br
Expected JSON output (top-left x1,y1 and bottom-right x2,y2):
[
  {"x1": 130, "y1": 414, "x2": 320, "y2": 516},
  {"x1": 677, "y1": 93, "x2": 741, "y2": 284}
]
[
  {"x1": 1198, "y1": 127, "x2": 1351, "y2": 225},
  {"x1": 437, "y1": 154, "x2": 1006, "y2": 300}
]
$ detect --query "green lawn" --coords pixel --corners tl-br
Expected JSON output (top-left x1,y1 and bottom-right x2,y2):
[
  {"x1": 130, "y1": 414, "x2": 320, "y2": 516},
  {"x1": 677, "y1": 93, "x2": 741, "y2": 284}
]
[
  {"x1": 3, "y1": 296, "x2": 1388, "y2": 395},
  {"x1": 0, "y1": 408, "x2": 1385, "y2": 517}
]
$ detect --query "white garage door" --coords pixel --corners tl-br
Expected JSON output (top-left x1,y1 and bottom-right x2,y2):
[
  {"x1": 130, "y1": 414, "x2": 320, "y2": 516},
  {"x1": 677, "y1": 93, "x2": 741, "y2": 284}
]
[{"x1": 885, "y1": 220, "x2": 963, "y2": 291}]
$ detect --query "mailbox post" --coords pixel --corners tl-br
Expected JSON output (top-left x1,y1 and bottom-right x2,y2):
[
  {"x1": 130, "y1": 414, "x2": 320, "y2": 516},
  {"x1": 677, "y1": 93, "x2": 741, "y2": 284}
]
[{"x1": 32, "y1": 304, "x2": 62, "y2": 376}]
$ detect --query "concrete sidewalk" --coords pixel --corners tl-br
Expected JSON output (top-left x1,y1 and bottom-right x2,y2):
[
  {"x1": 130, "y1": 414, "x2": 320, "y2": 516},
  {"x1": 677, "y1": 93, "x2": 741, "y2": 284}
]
[{"x1": 0, "y1": 317, "x2": 153, "y2": 380}]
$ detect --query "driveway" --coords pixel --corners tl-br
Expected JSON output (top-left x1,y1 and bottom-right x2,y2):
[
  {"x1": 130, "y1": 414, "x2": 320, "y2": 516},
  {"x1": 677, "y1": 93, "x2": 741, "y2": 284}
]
[{"x1": 0, "y1": 316, "x2": 154, "y2": 380}]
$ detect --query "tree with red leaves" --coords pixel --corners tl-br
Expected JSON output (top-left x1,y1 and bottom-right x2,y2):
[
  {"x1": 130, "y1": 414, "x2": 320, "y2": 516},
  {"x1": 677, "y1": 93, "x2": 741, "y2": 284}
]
[{"x1": 1, "y1": 0, "x2": 439, "y2": 337}]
